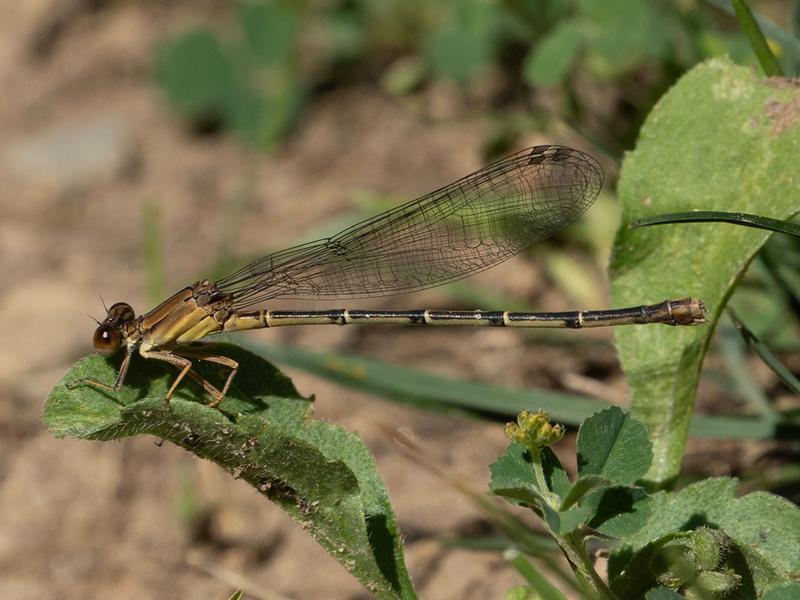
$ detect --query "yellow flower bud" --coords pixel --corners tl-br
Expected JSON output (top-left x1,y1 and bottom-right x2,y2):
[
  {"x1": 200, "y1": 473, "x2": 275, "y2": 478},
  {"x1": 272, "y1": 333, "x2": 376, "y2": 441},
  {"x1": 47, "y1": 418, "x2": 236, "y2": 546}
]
[{"x1": 505, "y1": 409, "x2": 565, "y2": 451}]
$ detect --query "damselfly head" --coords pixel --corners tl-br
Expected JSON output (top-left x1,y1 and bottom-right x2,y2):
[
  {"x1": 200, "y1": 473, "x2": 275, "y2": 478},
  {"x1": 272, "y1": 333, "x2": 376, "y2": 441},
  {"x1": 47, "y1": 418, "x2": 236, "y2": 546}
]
[
  {"x1": 106, "y1": 302, "x2": 135, "y2": 323},
  {"x1": 93, "y1": 302, "x2": 136, "y2": 357}
]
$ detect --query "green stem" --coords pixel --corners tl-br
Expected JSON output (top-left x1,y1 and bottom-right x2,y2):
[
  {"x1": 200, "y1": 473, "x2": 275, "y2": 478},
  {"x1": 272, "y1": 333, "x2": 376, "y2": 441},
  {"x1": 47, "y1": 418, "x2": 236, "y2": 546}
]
[
  {"x1": 532, "y1": 448, "x2": 561, "y2": 508},
  {"x1": 530, "y1": 449, "x2": 615, "y2": 599},
  {"x1": 559, "y1": 531, "x2": 618, "y2": 600}
]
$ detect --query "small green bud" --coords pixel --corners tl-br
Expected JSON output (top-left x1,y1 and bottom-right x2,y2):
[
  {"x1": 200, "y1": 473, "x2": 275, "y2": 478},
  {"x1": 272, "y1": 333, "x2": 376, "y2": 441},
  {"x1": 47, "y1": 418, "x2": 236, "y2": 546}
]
[
  {"x1": 694, "y1": 568, "x2": 741, "y2": 594},
  {"x1": 689, "y1": 527, "x2": 727, "y2": 570},
  {"x1": 504, "y1": 410, "x2": 565, "y2": 452},
  {"x1": 684, "y1": 567, "x2": 742, "y2": 599},
  {"x1": 656, "y1": 555, "x2": 697, "y2": 589}
]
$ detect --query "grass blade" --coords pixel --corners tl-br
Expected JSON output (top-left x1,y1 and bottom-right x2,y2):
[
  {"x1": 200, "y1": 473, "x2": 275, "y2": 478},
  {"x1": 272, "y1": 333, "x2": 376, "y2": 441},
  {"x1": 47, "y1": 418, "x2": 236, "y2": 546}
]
[
  {"x1": 728, "y1": 308, "x2": 800, "y2": 396},
  {"x1": 142, "y1": 198, "x2": 167, "y2": 305},
  {"x1": 717, "y1": 314, "x2": 777, "y2": 419},
  {"x1": 704, "y1": 0, "x2": 800, "y2": 65},
  {"x1": 759, "y1": 240, "x2": 800, "y2": 322},
  {"x1": 731, "y1": 0, "x2": 784, "y2": 76},
  {"x1": 243, "y1": 339, "x2": 604, "y2": 421},
  {"x1": 244, "y1": 341, "x2": 791, "y2": 440},
  {"x1": 505, "y1": 548, "x2": 568, "y2": 600},
  {"x1": 630, "y1": 211, "x2": 800, "y2": 237}
]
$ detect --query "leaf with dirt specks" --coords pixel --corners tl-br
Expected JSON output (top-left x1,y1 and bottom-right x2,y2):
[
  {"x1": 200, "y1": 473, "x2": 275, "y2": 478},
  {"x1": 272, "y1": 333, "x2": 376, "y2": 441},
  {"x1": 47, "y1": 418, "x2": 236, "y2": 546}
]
[
  {"x1": 44, "y1": 343, "x2": 416, "y2": 599},
  {"x1": 610, "y1": 57, "x2": 800, "y2": 484}
]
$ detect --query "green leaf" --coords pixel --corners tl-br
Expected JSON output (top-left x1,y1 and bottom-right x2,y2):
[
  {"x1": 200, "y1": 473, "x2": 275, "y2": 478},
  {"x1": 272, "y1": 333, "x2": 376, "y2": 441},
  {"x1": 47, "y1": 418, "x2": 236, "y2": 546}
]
[
  {"x1": 45, "y1": 344, "x2": 416, "y2": 599},
  {"x1": 612, "y1": 478, "x2": 800, "y2": 595},
  {"x1": 490, "y1": 443, "x2": 650, "y2": 537},
  {"x1": 488, "y1": 445, "x2": 575, "y2": 535},
  {"x1": 542, "y1": 447, "x2": 571, "y2": 499},
  {"x1": 559, "y1": 474, "x2": 609, "y2": 511},
  {"x1": 323, "y1": 10, "x2": 365, "y2": 61},
  {"x1": 424, "y1": 25, "x2": 492, "y2": 83},
  {"x1": 225, "y1": 65, "x2": 305, "y2": 150},
  {"x1": 523, "y1": 21, "x2": 583, "y2": 86},
  {"x1": 154, "y1": 7, "x2": 304, "y2": 151},
  {"x1": 610, "y1": 57, "x2": 800, "y2": 483},
  {"x1": 154, "y1": 29, "x2": 235, "y2": 119},
  {"x1": 423, "y1": 0, "x2": 498, "y2": 83},
  {"x1": 554, "y1": 502, "x2": 595, "y2": 535},
  {"x1": 644, "y1": 588, "x2": 683, "y2": 600},
  {"x1": 240, "y1": 0, "x2": 299, "y2": 66},
  {"x1": 489, "y1": 442, "x2": 536, "y2": 495},
  {"x1": 544, "y1": 484, "x2": 651, "y2": 537},
  {"x1": 489, "y1": 443, "x2": 570, "y2": 499},
  {"x1": 582, "y1": 486, "x2": 651, "y2": 538},
  {"x1": 489, "y1": 485, "x2": 539, "y2": 508},
  {"x1": 576, "y1": 407, "x2": 652, "y2": 484},
  {"x1": 764, "y1": 583, "x2": 800, "y2": 599},
  {"x1": 610, "y1": 531, "x2": 686, "y2": 596},
  {"x1": 577, "y1": 0, "x2": 667, "y2": 79},
  {"x1": 381, "y1": 57, "x2": 426, "y2": 96}
]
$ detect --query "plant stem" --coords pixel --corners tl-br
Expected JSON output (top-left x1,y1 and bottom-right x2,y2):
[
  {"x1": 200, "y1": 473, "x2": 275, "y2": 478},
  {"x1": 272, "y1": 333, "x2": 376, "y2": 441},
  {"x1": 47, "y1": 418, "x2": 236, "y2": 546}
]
[
  {"x1": 531, "y1": 450, "x2": 616, "y2": 599},
  {"x1": 532, "y1": 449, "x2": 562, "y2": 508},
  {"x1": 558, "y1": 531, "x2": 618, "y2": 600}
]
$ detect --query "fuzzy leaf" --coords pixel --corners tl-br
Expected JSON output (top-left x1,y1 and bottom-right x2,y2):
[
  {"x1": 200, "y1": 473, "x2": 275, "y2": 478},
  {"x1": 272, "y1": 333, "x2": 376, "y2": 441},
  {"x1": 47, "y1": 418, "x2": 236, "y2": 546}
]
[
  {"x1": 576, "y1": 406, "x2": 652, "y2": 484},
  {"x1": 611, "y1": 478, "x2": 800, "y2": 595},
  {"x1": 44, "y1": 343, "x2": 416, "y2": 599},
  {"x1": 610, "y1": 57, "x2": 800, "y2": 483},
  {"x1": 489, "y1": 443, "x2": 570, "y2": 500}
]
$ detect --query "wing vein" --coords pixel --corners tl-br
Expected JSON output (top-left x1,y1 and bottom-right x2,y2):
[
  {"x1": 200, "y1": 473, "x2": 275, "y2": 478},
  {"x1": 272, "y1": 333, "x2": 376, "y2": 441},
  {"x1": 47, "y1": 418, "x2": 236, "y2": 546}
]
[{"x1": 215, "y1": 145, "x2": 603, "y2": 308}]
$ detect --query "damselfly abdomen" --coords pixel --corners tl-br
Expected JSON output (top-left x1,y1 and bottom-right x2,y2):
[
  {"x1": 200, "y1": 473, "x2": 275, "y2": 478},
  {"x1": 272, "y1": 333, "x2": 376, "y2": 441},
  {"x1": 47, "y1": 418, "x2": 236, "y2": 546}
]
[{"x1": 78, "y1": 145, "x2": 705, "y2": 406}]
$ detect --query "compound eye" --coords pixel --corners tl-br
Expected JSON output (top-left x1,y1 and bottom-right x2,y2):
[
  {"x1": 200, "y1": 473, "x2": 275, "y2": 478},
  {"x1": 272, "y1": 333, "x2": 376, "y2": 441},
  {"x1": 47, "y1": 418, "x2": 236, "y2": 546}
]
[{"x1": 93, "y1": 324, "x2": 123, "y2": 357}]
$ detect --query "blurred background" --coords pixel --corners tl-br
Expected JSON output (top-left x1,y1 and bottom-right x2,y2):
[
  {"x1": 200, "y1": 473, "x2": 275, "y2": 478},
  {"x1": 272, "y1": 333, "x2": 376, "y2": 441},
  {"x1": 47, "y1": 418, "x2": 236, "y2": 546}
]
[{"x1": 0, "y1": 1, "x2": 796, "y2": 598}]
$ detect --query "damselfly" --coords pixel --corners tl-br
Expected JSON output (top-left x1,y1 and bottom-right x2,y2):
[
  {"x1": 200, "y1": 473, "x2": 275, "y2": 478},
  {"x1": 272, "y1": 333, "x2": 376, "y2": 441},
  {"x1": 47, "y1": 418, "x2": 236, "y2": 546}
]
[{"x1": 77, "y1": 145, "x2": 705, "y2": 406}]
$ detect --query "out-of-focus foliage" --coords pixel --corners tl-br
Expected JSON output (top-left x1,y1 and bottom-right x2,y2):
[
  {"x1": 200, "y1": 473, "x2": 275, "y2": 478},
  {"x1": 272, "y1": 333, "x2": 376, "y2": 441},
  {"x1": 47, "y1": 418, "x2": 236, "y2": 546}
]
[
  {"x1": 153, "y1": 0, "x2": 776, "y2": 151},
  {"x1": 155, "y1": 2, "x2": 304, "y2": 150}
]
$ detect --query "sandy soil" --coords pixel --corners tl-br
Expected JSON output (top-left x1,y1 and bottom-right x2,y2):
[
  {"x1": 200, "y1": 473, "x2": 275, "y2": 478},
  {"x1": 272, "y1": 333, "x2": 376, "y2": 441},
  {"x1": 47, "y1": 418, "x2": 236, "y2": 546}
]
[{"x1": 0, "y1": 3, "x2": 768, "y2": 599}]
